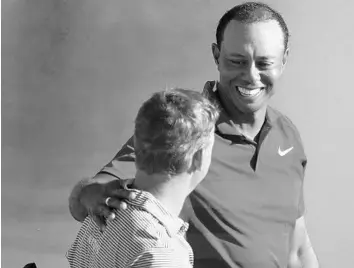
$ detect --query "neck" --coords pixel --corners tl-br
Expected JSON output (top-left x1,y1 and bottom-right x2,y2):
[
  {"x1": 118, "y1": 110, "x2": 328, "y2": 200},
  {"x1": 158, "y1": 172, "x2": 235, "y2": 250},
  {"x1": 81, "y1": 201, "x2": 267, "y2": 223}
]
[
  {"x1": 133, "y1": 170, "x2": 191, "y2": 216},
  {"x1": 218, "y1": 87, "x2": 267, "y2": 140}
]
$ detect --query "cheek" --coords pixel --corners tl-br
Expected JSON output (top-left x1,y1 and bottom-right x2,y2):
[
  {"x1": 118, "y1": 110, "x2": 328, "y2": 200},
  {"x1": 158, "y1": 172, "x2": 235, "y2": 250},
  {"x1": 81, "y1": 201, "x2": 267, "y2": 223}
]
[
  {"x1": 219, "y1": 62, "x2": 241, "y2": 81},
  {"x1": 262, "y1": 68, "x2": 282, "y2": 87}
]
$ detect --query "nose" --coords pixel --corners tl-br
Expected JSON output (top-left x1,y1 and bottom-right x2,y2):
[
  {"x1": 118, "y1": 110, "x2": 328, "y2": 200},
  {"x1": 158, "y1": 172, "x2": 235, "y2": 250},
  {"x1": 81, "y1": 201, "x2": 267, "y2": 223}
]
[{"x1": 244, "y1": 63, "x2": 261, "y2": 84}]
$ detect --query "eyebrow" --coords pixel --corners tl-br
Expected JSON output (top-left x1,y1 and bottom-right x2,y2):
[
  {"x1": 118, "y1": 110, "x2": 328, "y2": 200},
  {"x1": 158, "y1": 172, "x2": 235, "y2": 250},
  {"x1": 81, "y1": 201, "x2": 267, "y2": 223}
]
[
  {"x1": 228, "y1": 54, "x2": 276, "y2": 60},
  {"x1": 228, "y1": 53, "x2": 246, "y2": 58},
  {"x1": 258, "y1": 56, "x2": 276, "y2": 60}
]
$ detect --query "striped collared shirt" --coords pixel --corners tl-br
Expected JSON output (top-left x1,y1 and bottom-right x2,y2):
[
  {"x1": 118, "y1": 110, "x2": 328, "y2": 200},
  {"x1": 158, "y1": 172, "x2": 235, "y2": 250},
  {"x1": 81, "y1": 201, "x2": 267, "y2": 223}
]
[{"x1": 67, "y1": 190, "x2": 193, "y2": 268}]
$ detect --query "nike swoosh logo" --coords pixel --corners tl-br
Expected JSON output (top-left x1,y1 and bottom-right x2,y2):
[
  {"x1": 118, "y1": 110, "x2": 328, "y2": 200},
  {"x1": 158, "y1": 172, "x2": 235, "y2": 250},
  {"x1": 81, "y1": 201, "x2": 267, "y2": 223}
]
[{"x1": 278, "y1": 146, "x2": 294, "y2": 156}]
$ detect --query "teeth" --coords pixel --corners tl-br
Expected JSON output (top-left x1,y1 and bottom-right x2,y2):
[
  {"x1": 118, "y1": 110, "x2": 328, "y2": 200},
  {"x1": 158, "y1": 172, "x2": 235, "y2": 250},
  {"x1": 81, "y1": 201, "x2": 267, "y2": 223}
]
[{"x1": 237, "y1": 87, "x2": 262, "y2": 97}]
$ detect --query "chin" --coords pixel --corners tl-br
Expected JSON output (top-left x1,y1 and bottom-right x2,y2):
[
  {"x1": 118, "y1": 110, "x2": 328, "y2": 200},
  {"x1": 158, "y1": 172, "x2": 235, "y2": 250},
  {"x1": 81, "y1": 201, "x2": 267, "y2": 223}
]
[{"x1": 238, "y1": 102, "x2": 268, "y2": 114}]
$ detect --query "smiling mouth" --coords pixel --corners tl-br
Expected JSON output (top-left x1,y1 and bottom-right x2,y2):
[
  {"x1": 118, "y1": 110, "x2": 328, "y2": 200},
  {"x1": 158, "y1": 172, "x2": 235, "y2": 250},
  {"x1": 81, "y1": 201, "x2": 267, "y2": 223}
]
[{"x1": 236, "y1": 86, "x2": 265, "y2": 98}]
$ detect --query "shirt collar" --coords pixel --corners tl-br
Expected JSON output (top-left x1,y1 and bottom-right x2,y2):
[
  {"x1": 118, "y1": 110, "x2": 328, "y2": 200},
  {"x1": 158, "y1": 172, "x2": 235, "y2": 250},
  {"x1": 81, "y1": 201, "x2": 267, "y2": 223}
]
[
  {"x1": 202, "y1": 80, "x2": 277, "y2": 136},
  {"x1": 125, "y1": 188, "x2": 188, "y2": 237}
]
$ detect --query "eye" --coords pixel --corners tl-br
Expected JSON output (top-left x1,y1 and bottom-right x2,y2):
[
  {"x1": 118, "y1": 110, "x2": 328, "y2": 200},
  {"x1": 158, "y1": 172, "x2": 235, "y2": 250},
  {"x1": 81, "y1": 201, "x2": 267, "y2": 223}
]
[
  {"x1": 257, "y1": 61, "x2": 273, "y2": 69},
  {"x1": 229, "y1": 59, "x2": 247, "y2": 66}
]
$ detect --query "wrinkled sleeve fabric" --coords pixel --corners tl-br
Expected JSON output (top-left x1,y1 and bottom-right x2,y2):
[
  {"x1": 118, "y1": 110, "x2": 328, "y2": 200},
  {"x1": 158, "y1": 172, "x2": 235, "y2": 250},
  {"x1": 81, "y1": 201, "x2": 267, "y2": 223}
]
[{"x1": 99, "y1": 135, "x2": 136, "y2": 180}]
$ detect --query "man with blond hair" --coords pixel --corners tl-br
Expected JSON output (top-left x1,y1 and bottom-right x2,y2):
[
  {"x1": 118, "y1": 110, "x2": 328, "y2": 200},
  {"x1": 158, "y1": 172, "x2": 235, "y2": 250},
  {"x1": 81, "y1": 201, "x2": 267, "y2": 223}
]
[{"x1": 67, "y1": 88, "x2": 219, "y2": 268}]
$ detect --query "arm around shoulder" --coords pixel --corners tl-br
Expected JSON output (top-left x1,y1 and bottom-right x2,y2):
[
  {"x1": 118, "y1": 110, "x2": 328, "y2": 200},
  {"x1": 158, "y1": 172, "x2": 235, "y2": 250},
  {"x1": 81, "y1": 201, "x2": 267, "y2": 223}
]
[
  {"x1": 68, "y1": 173, "x2": 119, "y2": 222},
  {"x1": 68, "y1": 136, "x2": 136, "y2": 221}
]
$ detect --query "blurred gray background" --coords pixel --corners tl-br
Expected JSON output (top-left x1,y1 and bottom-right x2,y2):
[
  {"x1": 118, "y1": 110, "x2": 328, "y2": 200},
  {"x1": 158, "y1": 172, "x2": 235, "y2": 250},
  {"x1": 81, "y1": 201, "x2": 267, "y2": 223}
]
[{"x1": 2, "y1": 0, "x2": 354, "y2": 267}]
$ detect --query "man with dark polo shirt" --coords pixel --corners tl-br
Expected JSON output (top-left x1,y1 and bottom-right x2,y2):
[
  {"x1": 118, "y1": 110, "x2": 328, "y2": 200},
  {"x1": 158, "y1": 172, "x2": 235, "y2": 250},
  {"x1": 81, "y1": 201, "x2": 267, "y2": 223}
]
[{"x1": 68, "y1": 2, "x2": 319, "y2": 268}]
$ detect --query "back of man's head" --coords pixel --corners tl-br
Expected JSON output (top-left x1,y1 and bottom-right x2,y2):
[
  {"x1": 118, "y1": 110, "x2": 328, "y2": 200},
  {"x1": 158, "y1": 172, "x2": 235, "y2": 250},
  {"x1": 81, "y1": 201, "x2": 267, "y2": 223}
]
[
  {"x1": 134, "y1": 88, "x2": 219, "y2": 176},
  {"x1": 216, "y1": 2, "x2": 289, "y2": 49}
]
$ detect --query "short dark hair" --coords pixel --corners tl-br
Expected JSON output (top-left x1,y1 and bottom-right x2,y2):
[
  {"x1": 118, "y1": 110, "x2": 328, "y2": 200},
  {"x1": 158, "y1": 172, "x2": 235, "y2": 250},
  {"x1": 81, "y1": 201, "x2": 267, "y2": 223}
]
[
  {"x1": 216, "y1": 2, "x2": 289, "y2": 49},
  {"x1": 134, "y1": 88, "x2": 219, "y2": 176}
]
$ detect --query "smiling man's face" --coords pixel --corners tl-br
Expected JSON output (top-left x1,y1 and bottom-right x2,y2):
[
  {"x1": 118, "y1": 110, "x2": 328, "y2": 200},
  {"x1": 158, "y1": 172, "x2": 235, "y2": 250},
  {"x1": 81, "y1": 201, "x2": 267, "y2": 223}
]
[{"x1": 213, "y1": 19, "x2": 288, "y2": 114}]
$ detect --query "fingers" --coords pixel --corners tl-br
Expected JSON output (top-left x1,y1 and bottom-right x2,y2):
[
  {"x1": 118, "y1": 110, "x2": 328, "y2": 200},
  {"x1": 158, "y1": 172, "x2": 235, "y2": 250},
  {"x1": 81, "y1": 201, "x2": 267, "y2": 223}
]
[
  {"x1": 104, "y1": 194, "x2": 129, "y2": 211},
  {"x1": 98, "y1": 205, "x2": 116, "y2": 220},
  {"x1": 104, "y1": 189, "x2": 136, "y2": 211},
  {"x1": 110, "y1": 188, "x2": 137, "y2": 201},
  {"x1": 120, "y1": 178, "x2": 135, "y2": 189},
  {"x1": 128, "y1": 191, "x2": 137, "y2": 200},
  {"x1": 89, "y1": 205, "x2": 116, "y2": 231},
  {"x1": 102, "y1": 180, "x2": 136, "y2": 210},
  {"x1": 87, "y1": 191, "x2": 138, "y2": 233},
  {"x1": 107, "y1": 198, "x2": 128, "y2": 211},
  {"x1": 92, "y1": 214, "x2": 107, "y2": 232},
  {"x1": 107, "y1": 213, "x2": 116, "y2": 221},
  {"x1": 93, "y1": 179, "x2": 137, "y2": 224}
]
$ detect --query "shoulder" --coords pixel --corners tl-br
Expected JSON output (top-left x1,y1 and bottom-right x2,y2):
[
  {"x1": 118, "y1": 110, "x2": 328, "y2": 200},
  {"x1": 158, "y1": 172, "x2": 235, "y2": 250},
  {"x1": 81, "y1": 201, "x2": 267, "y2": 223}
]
[
  {"x1": 94, "y1": 207, "x2": 175, "y2": 265},
  {"x1": 109, "y1": 207, "x2": 170, "y2": 247},
  {"x1": 129, "y1": 246, "x2": 191, "y2": 268},
  {"x1": 113, "y1": 208, "x2": 191, "y2": 267},
  {"x1": 268, "y1": 106, "x2": 299, "y2": 132},
  {"x1": 267, "y1": 106, "x2": 304, "y2": 145}
]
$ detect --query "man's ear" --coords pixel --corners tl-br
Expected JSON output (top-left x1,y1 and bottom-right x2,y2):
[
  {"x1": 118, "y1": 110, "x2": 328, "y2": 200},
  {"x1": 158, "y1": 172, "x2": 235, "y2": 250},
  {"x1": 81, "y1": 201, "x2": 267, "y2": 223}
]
[
  {"x1": 281, "y1": 47, "x2": 290, "y2": 71},
  {"x1": 190, "y1": 149, "x2": 203, "y2": 173},
  {"x1": 211, "y1": 43, "x2": 220, "y2": 66}
]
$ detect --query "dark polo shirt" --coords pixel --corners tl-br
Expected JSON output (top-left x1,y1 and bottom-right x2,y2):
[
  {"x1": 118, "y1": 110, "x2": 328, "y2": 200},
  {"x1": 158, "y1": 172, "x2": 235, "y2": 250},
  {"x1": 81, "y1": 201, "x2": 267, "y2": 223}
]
[{"x1": 99, "y1": 81, "x2": 307, "y2": 268}]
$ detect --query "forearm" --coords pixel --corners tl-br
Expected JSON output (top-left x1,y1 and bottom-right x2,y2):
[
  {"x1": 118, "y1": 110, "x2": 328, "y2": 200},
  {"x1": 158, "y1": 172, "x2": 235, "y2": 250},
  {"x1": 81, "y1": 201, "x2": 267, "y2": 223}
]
[
  {"x1": 68, "y1": 174, "x2": 118, "y2": 222},
  {"x1": 299, "y1": 240, "x2": 319, "y2": 267},
  {"x1": 289, "y1": 216, "x2": 319, "y2": 268},
  {"x1": 69, "y1": 136, "x2": 136, "y2": 222}
]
